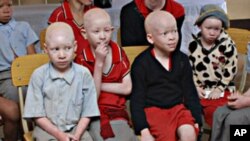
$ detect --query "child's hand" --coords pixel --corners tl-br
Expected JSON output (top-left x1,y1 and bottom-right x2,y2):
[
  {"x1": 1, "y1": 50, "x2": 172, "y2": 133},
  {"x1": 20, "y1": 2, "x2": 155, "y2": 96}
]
[
  {"x1": 95, "y1": 43, "x2": 108, "y2": 62},
  {"x1": 57, "y1": 132, "x2": 77, "y2": 141},
  {"x1": 227, "y1": 92, "x2": 246, "y2": 109},
  {"x1": 196, "y1": 87, "x2": 205, "y2": 99},
  {"x1": 208, "y1": 88, "x2": 222, "y2": 99}
]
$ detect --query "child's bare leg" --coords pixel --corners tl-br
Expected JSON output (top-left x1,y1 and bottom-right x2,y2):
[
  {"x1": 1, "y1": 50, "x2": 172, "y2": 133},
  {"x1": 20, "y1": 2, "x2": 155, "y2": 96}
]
[
  {"x1": 0, "y1": 97, "x2": 20, "y2": 141},
  {"x1": 177, "y1": 124, "x2": 196, "y2": 141}
]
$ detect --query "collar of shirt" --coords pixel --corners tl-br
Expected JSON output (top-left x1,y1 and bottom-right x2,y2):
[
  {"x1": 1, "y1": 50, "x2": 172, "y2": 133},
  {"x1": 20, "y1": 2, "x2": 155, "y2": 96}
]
[
  {"x1": 62, "y1": 1, "x2": 94, "y2": 21},
  {"x1": 134, "y1": 0, "x2": 184, "y2": 18},
  {"x1": 82, "y1": 40, "x2": 123, "y2": 64},
  {"x1": 48, "y1": 62, "x2": 75, "y2": 84},
  {"x1": 0, "y1": 18, "x2": 16, "y2": 37}
]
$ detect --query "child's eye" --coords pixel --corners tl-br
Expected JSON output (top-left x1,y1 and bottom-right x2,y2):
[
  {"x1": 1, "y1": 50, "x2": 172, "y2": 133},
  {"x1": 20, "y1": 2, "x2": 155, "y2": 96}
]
[
  {"x1": 163, "y1": 32, "x2": 168, "y2": 35},
  {"x1": 65, "y1": 46, "x2": 72, "y2": 50},
  {"x1": 206, "y1": 27, "x2": 212, "y2": 30},
  {"x1": 214, "y1": 28, "x2": 221, "y2": 31},
  {"x1": 50, "y1": 47, "x2": 59, "y2": 51}
]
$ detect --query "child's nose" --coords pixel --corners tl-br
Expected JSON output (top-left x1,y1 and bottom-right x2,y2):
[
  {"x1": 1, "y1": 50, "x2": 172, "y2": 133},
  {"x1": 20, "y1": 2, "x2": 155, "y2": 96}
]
[
  {"x1": 169, "y1": 32, "x2": 176, "y2": 39},
  {"x1": 3, "y1": 6, "x2": 11, "y2": 13},
  {"x1": 100, "y1": 31, "x2": 106, "y2": 39},
  {"x1": 58, "y1": 50, "x2": 66, "y2": 58}
]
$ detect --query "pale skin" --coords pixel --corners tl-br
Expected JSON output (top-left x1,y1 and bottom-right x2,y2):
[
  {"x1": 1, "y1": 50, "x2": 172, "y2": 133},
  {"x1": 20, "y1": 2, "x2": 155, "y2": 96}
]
[
  {"x1": 196, "y1": 17, "x2": 224, "y2": 100},
  {"x1": 141, "y1": 11, "x2": 198, "y2": 141},
  {"x1": 68, "y1": 0, "x2": 93, "y2": 26},
  {"x1": 35, "y1": 22, "x2": 90, "y2": 141},
  {"x1": 0, "y1": 0, "x2": 35, "y2": 141},
  {"x1": 227, "y1": 88, "x2": 250, "y2": 109},
  {"x1": 82, "y1": 8, "x2": 132, "y2": 98},
  {"x1": 144, "y1": 0, "x2": 166, "y2": 11}
]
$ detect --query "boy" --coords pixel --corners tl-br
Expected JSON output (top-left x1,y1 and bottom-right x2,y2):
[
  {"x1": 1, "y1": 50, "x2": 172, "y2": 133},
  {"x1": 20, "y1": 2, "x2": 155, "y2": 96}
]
[
  {"x1": 77, "y1": 8, "x2": 138, "y2": 141},
  {"x1": 48, "y1": 0, "x2": 94, "y2": 62},
  {"x1": 188, "y1": 4, "x2": 238, "y2": 127},
  {"x1": 130, "y1": 10, "x2": 202, "y2": 141},
  {"x1": 23, "y1": 22, "x2": 100, "y2": 141},
  {"x1": 0, "y1": 0, "x2": 38, "y2": 140},
  {"x1": 120, "y1": 0, "x2": 184, "y2": 48}
]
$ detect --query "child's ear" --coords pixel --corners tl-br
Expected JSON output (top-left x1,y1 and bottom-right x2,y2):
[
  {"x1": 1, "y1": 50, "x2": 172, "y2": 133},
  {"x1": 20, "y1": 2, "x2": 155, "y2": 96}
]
[
  {"x1": 43, "y1": 43, "x2": 48, "y2": 54},
  {"x1": 81, "y1": 28, "x2": 87, "y2": 39},
  {"x1": 146, "y1": 34, "x2": 154, "y2": 44},
  {"x1": 73, "y1": 41, "x2": 77, "y2": 52}
]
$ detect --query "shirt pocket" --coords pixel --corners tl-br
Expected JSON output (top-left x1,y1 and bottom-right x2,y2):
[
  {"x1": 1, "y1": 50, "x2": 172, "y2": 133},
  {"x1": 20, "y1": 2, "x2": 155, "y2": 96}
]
[
  {"x1": 10, "y1": 31, "x2": 27, "y2": 56},
  {"x1": 66, "y1": 91, "x2": 84, "y2": 123}
]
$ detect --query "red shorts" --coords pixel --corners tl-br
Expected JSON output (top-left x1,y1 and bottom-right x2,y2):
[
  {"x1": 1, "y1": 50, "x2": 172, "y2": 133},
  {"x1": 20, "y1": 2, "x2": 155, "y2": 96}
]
[
  {"x1": 144, "y1": 104, "x2": 199, "y2": 141},
  {"x1": 200, "y1": 91, "x2": 230, "y2": 127}
]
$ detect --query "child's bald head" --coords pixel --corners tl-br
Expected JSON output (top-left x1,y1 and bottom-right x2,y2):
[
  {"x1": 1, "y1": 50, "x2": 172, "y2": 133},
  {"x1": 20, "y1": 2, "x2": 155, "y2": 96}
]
[
  {"x1": 83, "y1": 8, "x2": 111, "y2": 29},
  {"x1": 45, "y1": 22, "x2": 75, "y2": 45},
  {"x1": 145, "y1": 10, "x2": 177, "y2": 34},
  {"x1": 82, "y1": 8, "x2": 114, "y2": 48}
]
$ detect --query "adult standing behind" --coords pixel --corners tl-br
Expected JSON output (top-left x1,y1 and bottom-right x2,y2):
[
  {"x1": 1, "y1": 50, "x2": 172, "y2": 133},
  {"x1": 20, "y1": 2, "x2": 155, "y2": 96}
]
[
  {"x1": 120, "y1": 0, "x2": 185, "y2": 47},
  {"x1": 48, "y1": 0, "x2": 94, "y2": 61}
]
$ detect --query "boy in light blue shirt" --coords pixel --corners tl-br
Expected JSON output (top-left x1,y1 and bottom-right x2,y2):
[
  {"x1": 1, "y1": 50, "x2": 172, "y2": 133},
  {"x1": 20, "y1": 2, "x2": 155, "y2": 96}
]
[{"x1": 23, "y1": 22, "x2": 100, "y2": 141}]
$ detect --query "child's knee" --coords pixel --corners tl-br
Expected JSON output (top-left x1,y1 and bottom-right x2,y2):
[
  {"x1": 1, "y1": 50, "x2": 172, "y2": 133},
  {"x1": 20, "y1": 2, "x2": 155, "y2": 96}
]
[
  {"x1": 178, "y1": 124, "x2": 197, "y2": 141},
  {"x1": 5, "y1": 102, "x2": 20, "y2": 122}
]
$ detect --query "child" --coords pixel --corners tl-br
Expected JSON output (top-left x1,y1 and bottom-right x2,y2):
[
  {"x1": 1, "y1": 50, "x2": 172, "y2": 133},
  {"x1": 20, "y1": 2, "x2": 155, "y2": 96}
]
[
  {"x1": 130, "y1": 10, "x2": 202, "y2": 141},
  {"x1": 188, "y1": 4, "x2": 238, "y2": 127},
  {"x1": 211, "y1": 88, "x2": 250, "y2": 141},
  {"x1": 0, "y1": 0, "x2": 38, "y2": 140},
  {"x1": 120, "y1": 0, "x2": 184, "y2": 48},
  {"x1": 23, "y1": 22, "x2": 100, "y2": 141},
  {"x1": 77, "y1": 8, "x2": 138, "y2": 141},
  {"x1": 48, "y1": 0, "x2": 94, "y2": 63}
]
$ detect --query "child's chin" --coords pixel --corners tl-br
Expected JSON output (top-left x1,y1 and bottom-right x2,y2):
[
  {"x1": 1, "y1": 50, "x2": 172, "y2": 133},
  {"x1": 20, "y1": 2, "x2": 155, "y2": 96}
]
[{"x1": 168, "y1": 47, "x2": 176, "y2": 52}]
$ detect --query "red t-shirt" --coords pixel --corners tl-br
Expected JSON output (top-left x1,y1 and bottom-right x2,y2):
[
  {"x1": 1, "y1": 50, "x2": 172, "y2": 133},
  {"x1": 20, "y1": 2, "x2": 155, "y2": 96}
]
[
  {"x1": 76, "y1": 40, "x2": 130, "y2": 109},
  {"x1": 48, "y1": 1, "x2": 93, "y2": 57}
]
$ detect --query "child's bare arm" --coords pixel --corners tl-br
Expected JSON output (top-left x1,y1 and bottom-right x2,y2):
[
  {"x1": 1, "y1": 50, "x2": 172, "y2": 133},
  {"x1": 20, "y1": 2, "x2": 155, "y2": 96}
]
[
  {"x1": 73, "y1": 117, "x2": 91, "y2": 140},
  {"x1": 27, "y1": 44, "x2": 37, "y2": 54},
  {"x1": 35, "y1": 117, "x2": 77, "y2": 141},
  {"x1": 101, "y1": 73, "x2": 132, "y2": 95}
]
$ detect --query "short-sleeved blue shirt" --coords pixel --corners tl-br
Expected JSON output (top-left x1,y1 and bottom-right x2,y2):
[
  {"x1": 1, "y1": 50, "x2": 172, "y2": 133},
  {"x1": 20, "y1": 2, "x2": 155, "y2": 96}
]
[
  {"x1": 0, "y1": 18, "x2": 38, "y2": 71},
  {"x1": 23, "y1": 62, "x2": 100, "y2": 131}
]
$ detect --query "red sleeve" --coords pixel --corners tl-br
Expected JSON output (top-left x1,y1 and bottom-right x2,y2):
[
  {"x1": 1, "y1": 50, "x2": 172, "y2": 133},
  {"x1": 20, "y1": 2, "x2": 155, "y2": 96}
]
[
  {"x1": 120, "y1": 48, "x2": 131, "y2": 78},
  {"x1": 48, "y1": 7, "x2": 65, "y2": 24},
  {"x1": 166, "y1": 0, "x2": 185, "y2": 18}
]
